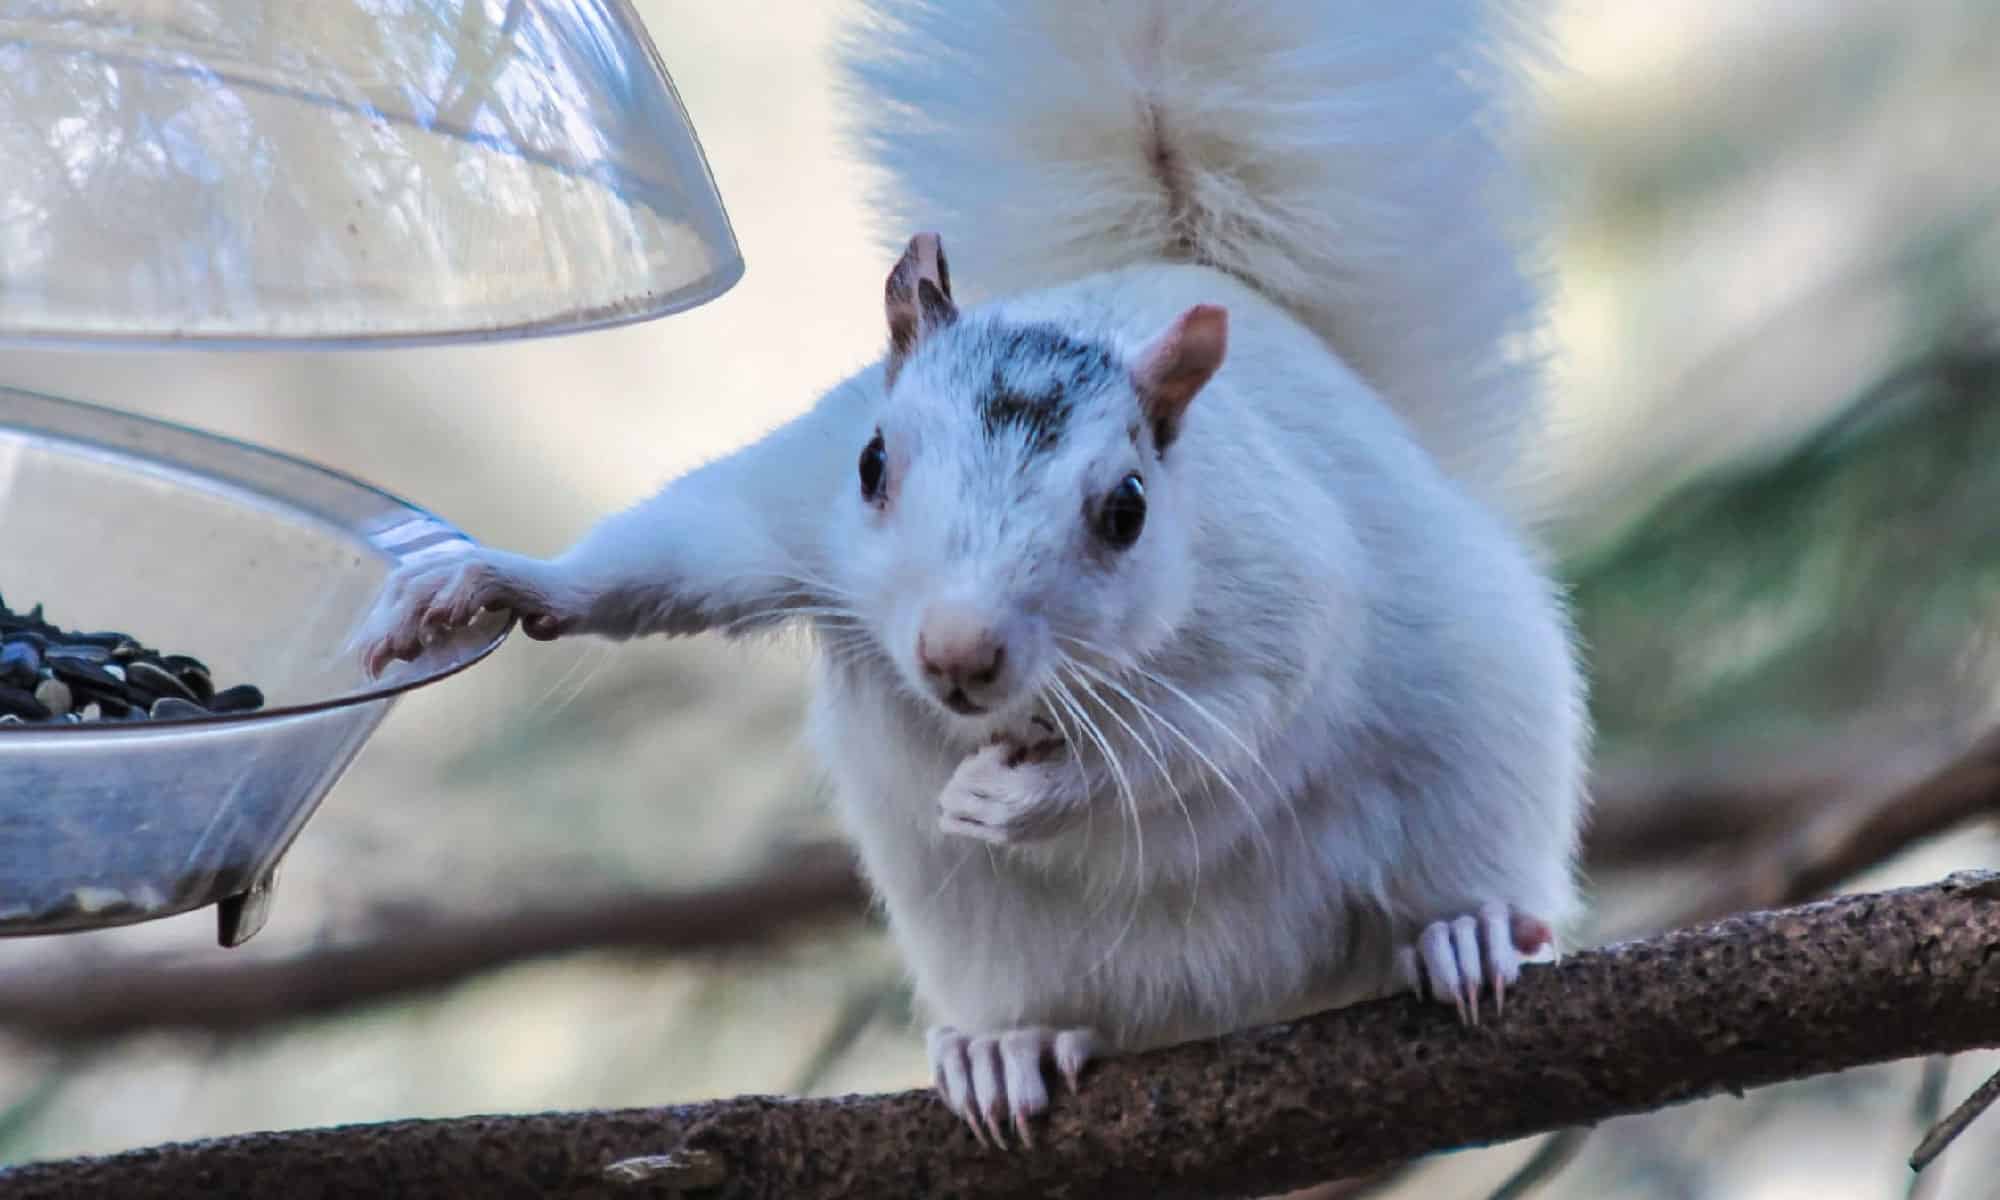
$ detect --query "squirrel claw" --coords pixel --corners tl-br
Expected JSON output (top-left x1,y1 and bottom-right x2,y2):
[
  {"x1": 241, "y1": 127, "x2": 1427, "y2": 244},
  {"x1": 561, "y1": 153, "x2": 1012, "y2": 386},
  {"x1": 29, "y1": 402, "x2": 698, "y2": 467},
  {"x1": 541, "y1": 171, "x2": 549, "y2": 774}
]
[
  {"x1": 352, "y1": 548, "x2": 562, "y2": 677},
  {"x1": 1401, "y1": 902, "x2": 1550, "y2": 1025},
  {"x1": 927, "y1": 1024, "x2": 1096, "y2": 1149}
]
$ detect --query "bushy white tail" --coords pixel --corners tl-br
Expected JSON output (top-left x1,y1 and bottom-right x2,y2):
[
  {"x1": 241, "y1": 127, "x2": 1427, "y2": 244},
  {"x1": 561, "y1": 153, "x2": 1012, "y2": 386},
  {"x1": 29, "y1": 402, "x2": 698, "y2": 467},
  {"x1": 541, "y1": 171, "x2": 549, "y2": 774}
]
[{"x1": 840, "y1": 0, "x2": 1547, "y2": 515}]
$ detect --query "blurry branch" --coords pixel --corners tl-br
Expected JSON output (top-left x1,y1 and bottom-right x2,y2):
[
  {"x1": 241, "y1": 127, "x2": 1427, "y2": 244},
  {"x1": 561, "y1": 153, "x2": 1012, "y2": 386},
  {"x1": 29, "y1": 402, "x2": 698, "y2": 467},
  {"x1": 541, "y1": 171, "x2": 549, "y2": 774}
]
[
  {"x1": 1581, "y1": 724, "x2": 1960, "y2": 868},
  {"x1": 1907, "y1": 1057, "x2": 1958, "y2": 1200},
  {"x1": 1582, "y1": 766, "x2": 1825, "y2": 868},
  {"x1": 0, "y1": 843, "x2": 868, "y2": 1042},
  {"x1": 1672, "y1": 726, "x2": 2000, "y2": 928},
  {"x1": 5, "y1": 720, "x2": 1999, "y2": 1044},
  {"x1": 1911, "y1": 1067, "x2": 2000, "y2": 1177},
  {"x1": 1275, "y1": 1170, "x2": 1410, "y2": 1200},
  {"x1": 5, "y1": 875, "x2": 2000, "y2": 1200},
  {"x1": 788, "y1": 971, "x2": 907, "y2": 1095},
  {"x1": 1483, "y1": 1130, "x2": 1592, "y2": 1200}
]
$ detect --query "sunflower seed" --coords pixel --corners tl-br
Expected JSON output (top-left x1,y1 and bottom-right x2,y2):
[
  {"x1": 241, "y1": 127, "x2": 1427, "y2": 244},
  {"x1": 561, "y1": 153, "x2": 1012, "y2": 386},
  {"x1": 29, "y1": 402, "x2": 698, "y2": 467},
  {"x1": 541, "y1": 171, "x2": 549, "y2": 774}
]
[
  {"x1": 88, "y1": 692, "x2": 133, "y2": 718},
  {"x1": 208, "y1": 684, "x2": 265, "y2": 713},
  {"x1": 49, "y1": 657, "x2": 122, "y2": 692},
  {"x1": 125, "y1": 659, "x2": 200, "y2": 703},
  {"x1": 161, "y1": 655, "x2": 214, "y2": 702},
  {"x1": 0, "y1": 685, "x2": 49, "y2": 720},
  {"x1": 32, "y1": 677, "x2": 71, "y2": 717},
  {"x1": 0, "y1": 641, "x2": 37, "y2": 687},
  {"x1": 0, "y1": 599, "x2": 267, "y2": 726}
]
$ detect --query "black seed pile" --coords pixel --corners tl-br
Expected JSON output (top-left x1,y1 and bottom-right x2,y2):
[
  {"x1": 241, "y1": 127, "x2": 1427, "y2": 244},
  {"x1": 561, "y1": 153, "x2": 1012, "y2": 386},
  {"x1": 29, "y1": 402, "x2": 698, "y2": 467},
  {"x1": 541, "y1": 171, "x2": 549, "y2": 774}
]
[{"x1": 0, "y1": 596, "x2": 266, "y2": 725}]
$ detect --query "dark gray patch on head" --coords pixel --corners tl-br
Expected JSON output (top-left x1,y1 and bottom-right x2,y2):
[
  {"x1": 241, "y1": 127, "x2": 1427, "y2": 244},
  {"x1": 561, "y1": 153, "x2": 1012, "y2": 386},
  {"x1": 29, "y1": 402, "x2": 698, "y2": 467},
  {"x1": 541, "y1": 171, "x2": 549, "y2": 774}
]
[
  {"x1": 973, "y1": 323, "x2": 1121, "y2": 458},
  {"x1": 981, "y1": 378, "x2": 1067, "y2": 456}
]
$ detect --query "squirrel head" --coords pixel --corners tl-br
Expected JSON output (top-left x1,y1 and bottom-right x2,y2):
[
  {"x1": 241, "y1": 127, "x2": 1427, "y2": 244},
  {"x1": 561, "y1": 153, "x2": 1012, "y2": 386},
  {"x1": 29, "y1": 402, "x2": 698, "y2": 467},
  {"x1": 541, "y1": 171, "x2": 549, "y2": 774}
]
[{"x1": 842, "y1": 232, "x2": 1227, "y2": 733}]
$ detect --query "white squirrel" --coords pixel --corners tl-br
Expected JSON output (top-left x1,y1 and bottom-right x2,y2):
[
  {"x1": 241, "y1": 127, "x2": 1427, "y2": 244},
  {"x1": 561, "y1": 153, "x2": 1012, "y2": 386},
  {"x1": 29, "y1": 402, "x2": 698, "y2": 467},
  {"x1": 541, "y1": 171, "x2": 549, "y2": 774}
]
[{"x1": 357, "y1": 0, "x2": 1586, "y2": 1149}]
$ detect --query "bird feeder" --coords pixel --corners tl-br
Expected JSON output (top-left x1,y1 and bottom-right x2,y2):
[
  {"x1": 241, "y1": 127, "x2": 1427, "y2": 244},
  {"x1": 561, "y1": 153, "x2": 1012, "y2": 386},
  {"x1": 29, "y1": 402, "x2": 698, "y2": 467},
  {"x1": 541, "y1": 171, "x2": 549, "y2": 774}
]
[{"x1": 0, "y1": 0, "x2": 740, "y2": 945}]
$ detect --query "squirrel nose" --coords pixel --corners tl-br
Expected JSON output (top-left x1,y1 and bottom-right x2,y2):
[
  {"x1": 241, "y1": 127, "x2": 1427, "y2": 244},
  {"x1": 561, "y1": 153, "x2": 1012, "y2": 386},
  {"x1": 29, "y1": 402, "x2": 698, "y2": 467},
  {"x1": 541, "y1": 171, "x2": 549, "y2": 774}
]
[{"x1": 917, "y1": 611, "x2": 1007, "y2": 690}]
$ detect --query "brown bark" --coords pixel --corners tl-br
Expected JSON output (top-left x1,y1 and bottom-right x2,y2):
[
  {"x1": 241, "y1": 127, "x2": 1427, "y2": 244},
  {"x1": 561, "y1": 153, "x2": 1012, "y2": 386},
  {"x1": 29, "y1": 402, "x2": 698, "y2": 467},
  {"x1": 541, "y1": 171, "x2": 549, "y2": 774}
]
[{"x1": 4, "y1": 873, "x2": 1999, "y2": 1200}]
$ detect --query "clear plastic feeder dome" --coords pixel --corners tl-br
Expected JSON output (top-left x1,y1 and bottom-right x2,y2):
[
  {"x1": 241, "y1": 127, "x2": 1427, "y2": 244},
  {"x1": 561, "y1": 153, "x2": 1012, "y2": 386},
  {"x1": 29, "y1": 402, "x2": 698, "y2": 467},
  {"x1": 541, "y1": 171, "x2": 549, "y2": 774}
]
[{"x1": 0, "y1": 0, "x2": 743, "y2": 347}]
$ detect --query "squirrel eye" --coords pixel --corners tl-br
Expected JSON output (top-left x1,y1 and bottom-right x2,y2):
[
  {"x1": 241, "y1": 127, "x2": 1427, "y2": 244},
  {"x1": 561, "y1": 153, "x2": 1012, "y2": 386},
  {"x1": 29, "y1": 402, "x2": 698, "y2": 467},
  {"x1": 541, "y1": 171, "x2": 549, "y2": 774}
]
[
  {"x1": 1097, "y1": 473, "x2": 1146, "y2": 548},
  {"x1": 858, "y1": 431, "x2": 888, "y2": 502}
]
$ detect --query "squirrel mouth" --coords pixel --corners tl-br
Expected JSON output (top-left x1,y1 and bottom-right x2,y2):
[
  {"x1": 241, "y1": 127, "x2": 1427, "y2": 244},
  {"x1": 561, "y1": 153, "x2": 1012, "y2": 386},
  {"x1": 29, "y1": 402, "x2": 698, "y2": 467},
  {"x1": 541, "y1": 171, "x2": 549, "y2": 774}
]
[{"x1": 942, "y1": 688, "x2": 986, "y2": 716}]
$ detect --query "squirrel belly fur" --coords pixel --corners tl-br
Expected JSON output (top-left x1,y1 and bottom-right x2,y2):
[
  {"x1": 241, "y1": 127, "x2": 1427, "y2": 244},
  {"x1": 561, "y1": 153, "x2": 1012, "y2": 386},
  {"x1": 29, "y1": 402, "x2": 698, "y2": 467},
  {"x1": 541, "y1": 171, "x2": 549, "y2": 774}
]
[{"x1": 357, "y1": 0, "x2": 1588, "y2": 1146}]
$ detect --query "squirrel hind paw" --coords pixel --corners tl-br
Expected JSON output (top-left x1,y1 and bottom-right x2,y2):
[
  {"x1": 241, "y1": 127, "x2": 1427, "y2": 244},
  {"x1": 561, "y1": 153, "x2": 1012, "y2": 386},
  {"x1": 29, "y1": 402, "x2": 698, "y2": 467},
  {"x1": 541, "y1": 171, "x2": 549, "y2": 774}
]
[
  {"x1": 926, "y1": 1024, "x2": 1096, "y2": 1149},
  {"x1": 1397, "y1": 902, "x2": 1550, "y2": 1025}
]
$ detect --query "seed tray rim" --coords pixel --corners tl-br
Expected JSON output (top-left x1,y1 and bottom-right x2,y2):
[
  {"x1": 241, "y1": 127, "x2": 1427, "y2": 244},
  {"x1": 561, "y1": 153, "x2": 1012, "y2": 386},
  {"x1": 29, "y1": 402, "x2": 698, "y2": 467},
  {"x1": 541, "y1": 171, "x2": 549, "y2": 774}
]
[{"x1": 0, "y1": 384, "x2": 511, "y2": 735}]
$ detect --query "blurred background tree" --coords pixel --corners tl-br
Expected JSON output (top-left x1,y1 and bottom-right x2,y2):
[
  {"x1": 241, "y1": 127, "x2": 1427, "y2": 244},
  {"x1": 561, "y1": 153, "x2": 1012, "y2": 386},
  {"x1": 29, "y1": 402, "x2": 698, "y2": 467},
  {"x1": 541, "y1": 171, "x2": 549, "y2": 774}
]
[{"x1": 0, "y1": 2, "x2": 1996, "y2": 1197}]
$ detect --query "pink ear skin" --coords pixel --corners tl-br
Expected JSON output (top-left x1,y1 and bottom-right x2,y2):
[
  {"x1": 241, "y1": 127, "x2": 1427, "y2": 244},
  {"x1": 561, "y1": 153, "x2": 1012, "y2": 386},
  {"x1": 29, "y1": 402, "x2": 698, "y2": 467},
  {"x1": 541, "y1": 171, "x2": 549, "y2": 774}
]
[
  {"x1": 884, "y1": 232, "x2": 959, "y2": 387},
  {"x1": 1131, "y1": 304, "x2": 1227, "y2": 452}
]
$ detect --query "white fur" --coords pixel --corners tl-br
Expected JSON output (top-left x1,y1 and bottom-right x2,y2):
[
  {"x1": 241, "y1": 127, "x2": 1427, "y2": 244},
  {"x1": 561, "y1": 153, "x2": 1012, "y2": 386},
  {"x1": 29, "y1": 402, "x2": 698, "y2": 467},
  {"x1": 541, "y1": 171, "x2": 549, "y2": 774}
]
[
  {"x1": 353, "y1": 0, "x2": 1587, "y2": 1134},
  {"x1": 809, "y1": 267, "x2": 1584, "y2": 1050},
  {"x1": 840, "y1": 0, "x2": 1549, "y2": 517}
]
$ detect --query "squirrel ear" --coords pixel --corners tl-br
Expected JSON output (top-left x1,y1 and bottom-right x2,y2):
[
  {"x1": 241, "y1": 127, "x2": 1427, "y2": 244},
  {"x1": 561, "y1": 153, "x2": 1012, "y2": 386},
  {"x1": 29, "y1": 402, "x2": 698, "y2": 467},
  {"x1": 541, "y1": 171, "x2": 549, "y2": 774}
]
[
  {"x1": 884, "y1": 232, "x2": 957, "y2": 387},
  {"x1": 1132, "y1": 304, "x2": 1227, "y2": 453}
]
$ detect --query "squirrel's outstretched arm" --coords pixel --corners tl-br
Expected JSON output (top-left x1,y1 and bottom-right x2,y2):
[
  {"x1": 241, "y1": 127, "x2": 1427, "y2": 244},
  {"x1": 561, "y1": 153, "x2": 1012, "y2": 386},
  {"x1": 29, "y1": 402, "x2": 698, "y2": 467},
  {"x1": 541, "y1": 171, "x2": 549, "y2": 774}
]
[
  {"x1": 532, "y1": 374, "x2": 875, "y2": 640},
  {"x1": 357, "y1": 373, "x2": 876, "y2": 672}
]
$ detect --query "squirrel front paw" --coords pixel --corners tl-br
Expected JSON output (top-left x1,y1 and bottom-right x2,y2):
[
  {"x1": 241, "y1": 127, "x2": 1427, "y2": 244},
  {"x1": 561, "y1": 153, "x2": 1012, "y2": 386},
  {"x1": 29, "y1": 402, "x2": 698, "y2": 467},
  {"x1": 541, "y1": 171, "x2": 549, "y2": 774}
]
[
  {"x1": 354, "y1": 547, "x2": 568, "y2": 677},
  {"x1": 937, "y1": 718, "x2": 1074, "y2": 845}
]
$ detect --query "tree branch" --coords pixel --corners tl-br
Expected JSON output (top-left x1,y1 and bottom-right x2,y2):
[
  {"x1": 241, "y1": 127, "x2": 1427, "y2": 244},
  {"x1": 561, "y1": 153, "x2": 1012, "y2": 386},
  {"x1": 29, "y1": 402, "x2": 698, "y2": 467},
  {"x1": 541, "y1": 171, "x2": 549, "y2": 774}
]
[
  {"x1": 1580, "y1": 724, "x2": 1955, "y2": 869},
  {"x1": 0, "y1": 843, "x2": 869, "y2": 1042},
  {"x1": 1911, "y1": 1064, "x2": 2000, "y2": 1173},
  {"x1": 4, "y1": 874, "x2": 1999, "y2": 1200},
  {"x1": 1677, "y1": 727, "x2": 2000, "y2": 926}
]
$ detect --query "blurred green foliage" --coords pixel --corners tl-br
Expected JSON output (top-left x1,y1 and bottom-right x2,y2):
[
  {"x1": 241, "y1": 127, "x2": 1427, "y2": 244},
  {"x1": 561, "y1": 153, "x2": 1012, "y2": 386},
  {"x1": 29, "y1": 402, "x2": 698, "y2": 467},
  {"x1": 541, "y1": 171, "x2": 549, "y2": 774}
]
[
  {"x1": 1543, "y1": 3, "x2": 2000, "y2": 766},
  {"x1": 1568, "y1": 344, "x2": 2000, "y2": 754}
]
